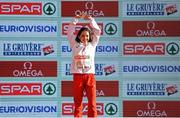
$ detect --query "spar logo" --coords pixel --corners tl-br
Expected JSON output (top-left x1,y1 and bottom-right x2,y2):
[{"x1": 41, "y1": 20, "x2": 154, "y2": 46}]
[
  {"x1": 62, "y1": 23, "x2": 103, "y2": 36},
  {"x1": 0, "y1": 83, "x2": 42, "y2": 95},
  {"x1": 62, "y1": 103, "x2": 104, "y2": 115},
  {"x1": 43, "y1": 82, "x2": 56, "y2": 95},
  {"x1": 0, "y1": 2, "x2": 56, "y2": 15},
  {"x1": 124, "y1": 42, "x2": 165, "y2": 55},
  {"x1": 105, "y1": 23, "x2": 117, "y2": 35},
  {"x1": 105, "y1": 103, "x2": 118, "y2": 116},
  {"x1": 137, "y1": 102, "x2": 167, "y2": 117},
  {"x1": 166, "y1": 42, "x2": 179, "y2": 55},
  {"x1": 0, "y1": 82, "x2": 56, "y2": 96},
  {"x1": 123, "y1": 42, "x2": 179, "y2": 56},
  {"x1": 43, "y1": 2, "x2": 56, "y2": 15}
]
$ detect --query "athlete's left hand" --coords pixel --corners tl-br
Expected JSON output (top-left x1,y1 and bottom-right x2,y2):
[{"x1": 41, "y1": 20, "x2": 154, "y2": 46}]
[{"x1": 82, "y1": 14, "x2": 92, "y2": 20}]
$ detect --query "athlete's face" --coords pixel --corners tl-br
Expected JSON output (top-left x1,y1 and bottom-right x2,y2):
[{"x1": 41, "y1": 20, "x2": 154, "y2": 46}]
[{"x1": 79, "y1": 30, "x2": 90, "y2": 45}]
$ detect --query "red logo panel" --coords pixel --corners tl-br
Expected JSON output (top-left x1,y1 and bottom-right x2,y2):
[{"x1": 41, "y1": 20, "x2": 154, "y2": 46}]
[
  {"x1": 123, "y1": 101, "x2": 180, "y2": 117},
  {"x1": 0, "y1": 2, "x2": 42, "y2": 15},
  {"x1": 62, "y1": 103, "x2": 104, "y2": 115},
  {"x1": 61, "y1": 1, "x2": 118, "y2": 17},
  {"x1": 62, "y1": 23, "x2": 103, "y2": 35},
  {"x1": 0, "y1": 61, "x2": 57, "y2": 77},
  {"x1": 61, "y1": 81, "x2": 119, "y2": 97},
  {"x1": 123, "y1": 21, "x2": 180, "y2": 37},
  {"x1": 123, "y1": 42, "x2": 165, "y2": 55},
  {"x1": 0, "y1": 83, "x2": 42, "y2": 95}
]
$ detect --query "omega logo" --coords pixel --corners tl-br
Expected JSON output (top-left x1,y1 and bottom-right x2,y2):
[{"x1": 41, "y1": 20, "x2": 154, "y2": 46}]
[
  {"x1": 75, "y1": 1, "x2": 104, "y2": 17},
  {"x1": 13, "y1": 61, "x2": 43, "y2": 77},
  {"x1": 23, "y1": 61, "x2": 32, "y2": 70},
  {"x1": 85, "y1": 1, "x2": 93, "y2": 9}
]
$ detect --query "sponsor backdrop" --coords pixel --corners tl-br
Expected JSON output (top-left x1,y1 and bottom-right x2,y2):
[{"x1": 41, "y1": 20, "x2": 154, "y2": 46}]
[{"x1": 0, "y1": 0, "x2": 180, "y2": 117}]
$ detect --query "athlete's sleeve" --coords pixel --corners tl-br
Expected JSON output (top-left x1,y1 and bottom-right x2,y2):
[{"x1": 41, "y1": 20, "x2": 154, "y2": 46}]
[
  {"x1": 89, "y1": 18, "x2": 101, "y2": 47},
  {"x1": 67, "y1": 18, "x2": 78, "y2": 49}
]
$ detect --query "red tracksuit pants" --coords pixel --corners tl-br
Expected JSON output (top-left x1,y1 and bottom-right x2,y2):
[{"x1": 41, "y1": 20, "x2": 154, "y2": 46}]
[{"x1": 73, "y1": 74, "x2": 97, "y2": 117}]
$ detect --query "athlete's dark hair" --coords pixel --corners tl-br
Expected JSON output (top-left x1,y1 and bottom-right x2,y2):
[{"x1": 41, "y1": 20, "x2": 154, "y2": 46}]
[{"x1": 75, "y1": 27, "x2": 92, "y2": 43}]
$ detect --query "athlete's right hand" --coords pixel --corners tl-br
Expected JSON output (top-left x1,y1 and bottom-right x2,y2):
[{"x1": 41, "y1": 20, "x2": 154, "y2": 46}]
[{"x1": 74, "y1": 15, "x2": 81, "y2": 19}]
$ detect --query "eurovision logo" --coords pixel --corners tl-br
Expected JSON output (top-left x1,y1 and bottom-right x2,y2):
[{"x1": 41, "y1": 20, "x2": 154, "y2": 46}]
[
  {"x1": 61, "y1": 41, "x2": 119, "y2": 57},
  {"x1": 0, "y1": 101, "x2": 57, "y2": 116},
  {"x1": 122, "y1": 61, "x2": 180, "y2": 73},
  {"x1": 0, "y1": 21, "x2": 58, "y2": 37}
]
